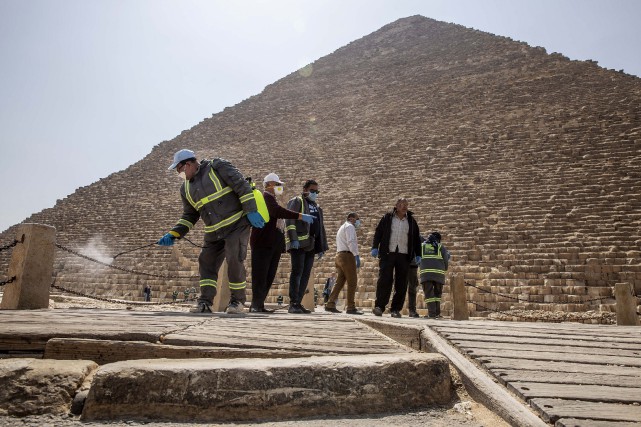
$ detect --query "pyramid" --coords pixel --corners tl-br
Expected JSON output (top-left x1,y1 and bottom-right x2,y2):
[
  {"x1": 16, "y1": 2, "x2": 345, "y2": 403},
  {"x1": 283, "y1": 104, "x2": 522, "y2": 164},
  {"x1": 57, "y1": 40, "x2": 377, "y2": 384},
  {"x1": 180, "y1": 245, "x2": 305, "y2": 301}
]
[{"x1": 1, "y1": 16, "x2": 640, "y2": 317}]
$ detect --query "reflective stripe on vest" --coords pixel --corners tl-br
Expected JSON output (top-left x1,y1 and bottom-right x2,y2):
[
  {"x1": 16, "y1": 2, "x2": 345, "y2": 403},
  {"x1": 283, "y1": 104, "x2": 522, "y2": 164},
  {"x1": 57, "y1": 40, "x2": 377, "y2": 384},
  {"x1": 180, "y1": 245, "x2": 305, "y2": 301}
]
[
  {"x1": 203, "y1": 211, "x2": 243, "y2": 233},
  {"x1": 184, "y1": 168, "x2": 234, "y2": 210},
  {"x1": 421, "y1": 244, "x2": 445, "y2": 275}
]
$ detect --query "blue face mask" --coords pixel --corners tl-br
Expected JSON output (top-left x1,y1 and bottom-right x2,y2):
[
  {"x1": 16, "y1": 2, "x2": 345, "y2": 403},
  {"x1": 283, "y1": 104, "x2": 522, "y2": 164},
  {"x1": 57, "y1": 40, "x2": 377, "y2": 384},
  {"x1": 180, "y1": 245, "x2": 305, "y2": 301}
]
[
  {"x1": 307, "y1": 192, "x2": 318, "y2": 202},
  {"x1": 354, "y1": 219, "x2": 362, "y2": 229}
]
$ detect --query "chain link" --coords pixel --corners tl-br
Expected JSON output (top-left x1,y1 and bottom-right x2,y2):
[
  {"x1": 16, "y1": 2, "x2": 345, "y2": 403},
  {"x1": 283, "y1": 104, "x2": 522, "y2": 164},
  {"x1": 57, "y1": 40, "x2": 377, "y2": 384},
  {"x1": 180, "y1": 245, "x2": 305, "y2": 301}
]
[
  {"x1": 51, "y1": 282, "x2": 197, "y2": 306},
  {"x1": 0, "y1": 239, "x2": 19, "y2": 252},
  {"x1": 464, "y1": 282, "x2": 616, "y2": 304},
  {"x1": 55, "y1": 243, "x2": 199, "y2": 280},
  {"x1": 0, "y1": 276, "x2": 16, "y2": 287}
]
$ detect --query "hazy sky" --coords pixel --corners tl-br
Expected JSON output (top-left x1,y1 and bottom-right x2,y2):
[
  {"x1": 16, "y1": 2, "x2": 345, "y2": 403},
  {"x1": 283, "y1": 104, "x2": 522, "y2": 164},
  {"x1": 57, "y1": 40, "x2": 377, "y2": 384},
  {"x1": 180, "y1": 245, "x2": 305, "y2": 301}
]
[{"x1": 1, "y1": 0, "x2": 640, "y2": 232}]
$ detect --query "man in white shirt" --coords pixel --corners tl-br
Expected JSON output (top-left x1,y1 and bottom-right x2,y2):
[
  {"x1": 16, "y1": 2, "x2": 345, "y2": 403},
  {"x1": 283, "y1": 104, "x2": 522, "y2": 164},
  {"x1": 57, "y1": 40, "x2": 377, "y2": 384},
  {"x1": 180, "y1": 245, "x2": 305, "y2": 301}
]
[{"x1": 325, "y1": 212, "x2": 363, "y2": 315}]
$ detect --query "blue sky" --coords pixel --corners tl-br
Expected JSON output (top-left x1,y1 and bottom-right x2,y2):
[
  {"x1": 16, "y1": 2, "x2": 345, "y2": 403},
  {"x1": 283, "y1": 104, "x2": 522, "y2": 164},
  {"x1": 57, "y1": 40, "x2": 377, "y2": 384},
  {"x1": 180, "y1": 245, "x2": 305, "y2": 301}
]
[{"x1": 1, "y1": 0, "x2": 640, "y2": 232}]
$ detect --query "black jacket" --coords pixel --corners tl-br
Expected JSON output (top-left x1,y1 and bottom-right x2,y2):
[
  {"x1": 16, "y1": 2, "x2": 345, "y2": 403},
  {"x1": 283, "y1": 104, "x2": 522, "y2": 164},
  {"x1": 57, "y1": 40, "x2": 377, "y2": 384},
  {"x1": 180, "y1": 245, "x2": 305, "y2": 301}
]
[{"x1": 371, "y1": 209, "x2": 421, "y2": 261}]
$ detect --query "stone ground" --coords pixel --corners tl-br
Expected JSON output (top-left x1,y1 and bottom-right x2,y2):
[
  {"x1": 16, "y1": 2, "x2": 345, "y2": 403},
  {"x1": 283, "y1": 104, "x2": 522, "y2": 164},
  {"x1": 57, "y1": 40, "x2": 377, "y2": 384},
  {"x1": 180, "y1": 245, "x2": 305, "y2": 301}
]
[{"x1": 2, "y1": 293, "x2": 511, "y2": 426}]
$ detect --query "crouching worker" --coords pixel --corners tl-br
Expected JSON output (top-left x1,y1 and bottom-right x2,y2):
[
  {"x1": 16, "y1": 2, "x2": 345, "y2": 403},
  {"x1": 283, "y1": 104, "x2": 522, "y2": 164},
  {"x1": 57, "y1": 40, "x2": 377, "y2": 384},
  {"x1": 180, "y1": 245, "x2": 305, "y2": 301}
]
[
  {"x1": 157, "y1": 149, "x2": 265, "y2": 314},
  {"x1": 420, "y1": 232, "x2": 451, "y2": 319}
]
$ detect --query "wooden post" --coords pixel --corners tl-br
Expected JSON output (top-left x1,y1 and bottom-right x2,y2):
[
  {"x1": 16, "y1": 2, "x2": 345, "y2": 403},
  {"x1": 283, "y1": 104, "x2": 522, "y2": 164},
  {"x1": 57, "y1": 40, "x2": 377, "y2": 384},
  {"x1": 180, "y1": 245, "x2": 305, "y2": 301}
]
[
  {"x1": 451, "y1": 273, "x2": 469, "y2": 320},
  {"x1": 1, "y1": 223, "x2": 55, "y2": 310},
  {"x1": 615, "y1": 283, "x2": 640, "y2": 326},
  {"x1": 301, "y1": 281, "x2": 315, "y2": 312},
  {"x1": 212, "y1": 261, "x2": 231, "y2": 312}
]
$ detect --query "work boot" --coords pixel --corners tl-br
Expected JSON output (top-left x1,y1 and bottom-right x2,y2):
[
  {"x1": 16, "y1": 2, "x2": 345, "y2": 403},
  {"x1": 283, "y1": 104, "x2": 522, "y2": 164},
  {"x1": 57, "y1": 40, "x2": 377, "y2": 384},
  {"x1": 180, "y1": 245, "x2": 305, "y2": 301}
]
[
  {"x1": 372, "y1": 307, "x2": 383, "y2": 316},
  {"x1": 408, "y1": 309, "x2": 419, "y2": 318},
  {"x1": 190, "y1": 301, "x2": 212, "y2": 313},
  {"x1": 226, "y1": 300, "x2": 245, "y2": 314},
  {"x1": 390, "y1": 310, "x2": 402, "y2": 318}
]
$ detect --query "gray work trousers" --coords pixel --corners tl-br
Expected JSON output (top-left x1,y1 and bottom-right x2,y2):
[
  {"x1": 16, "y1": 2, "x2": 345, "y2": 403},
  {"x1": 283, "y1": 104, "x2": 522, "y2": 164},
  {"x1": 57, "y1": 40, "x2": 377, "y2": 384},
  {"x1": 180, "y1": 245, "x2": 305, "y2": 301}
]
[{"x1": 198, "y1": 224, "x2": 250, "y2": 305}]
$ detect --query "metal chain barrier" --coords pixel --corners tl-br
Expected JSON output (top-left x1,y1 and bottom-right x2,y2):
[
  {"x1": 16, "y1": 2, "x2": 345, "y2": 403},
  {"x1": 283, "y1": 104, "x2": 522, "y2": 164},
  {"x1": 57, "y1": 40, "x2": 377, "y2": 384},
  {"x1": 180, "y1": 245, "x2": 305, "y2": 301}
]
[
  {"x1": 465, "y1": 282, "x2": 616, "y2": 305},
  {"x1": 0, "y1": 239, "x2": 19, "y2": 252},
  {"x1": 0, "y1": 276, "x2": 16, "y2": 287},
  {"x1": 55, "y1": 243, "x2": 199, "y2": 280},
  {"x1": 51, "y1": 281, "x2": 197, "y2": 306},
  {"x1": 467, "y1": 300, "x2": 564, "y2": 323}
]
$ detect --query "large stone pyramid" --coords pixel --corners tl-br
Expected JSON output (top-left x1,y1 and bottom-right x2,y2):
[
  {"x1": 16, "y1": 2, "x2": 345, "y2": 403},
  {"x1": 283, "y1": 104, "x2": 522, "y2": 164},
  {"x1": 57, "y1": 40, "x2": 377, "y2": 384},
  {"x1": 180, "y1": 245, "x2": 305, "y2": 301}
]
[{"x1": 2, "y1": 16, "x2": 640, "y2": 316}]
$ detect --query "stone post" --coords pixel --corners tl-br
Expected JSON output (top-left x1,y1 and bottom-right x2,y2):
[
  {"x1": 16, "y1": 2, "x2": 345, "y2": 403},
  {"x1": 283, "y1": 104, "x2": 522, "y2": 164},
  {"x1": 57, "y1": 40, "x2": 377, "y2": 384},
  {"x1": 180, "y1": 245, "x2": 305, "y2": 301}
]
[
  {"x1": 615, "y1": 283, "x2": 640, "y2": 326},
  {"x1": 451, "y1": 273, "x2": 469, "y2": 320},
  {"x1": 1, "y1": 223, "x2": 55, "y2": 310},
  {"x1": 212, "y1": 261, "x2": 231, "y2": 312}
]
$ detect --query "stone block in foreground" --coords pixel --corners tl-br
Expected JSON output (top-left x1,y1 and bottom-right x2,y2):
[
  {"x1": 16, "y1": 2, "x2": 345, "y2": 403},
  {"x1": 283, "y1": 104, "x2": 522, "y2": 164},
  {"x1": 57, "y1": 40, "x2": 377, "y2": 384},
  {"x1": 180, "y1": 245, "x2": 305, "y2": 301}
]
[
  {"x1": 82, "y1": 353, "x2": 452, "y2": 422},
  {"x1": 0, "y1": 358, "x2": 98, "y2": 416}
]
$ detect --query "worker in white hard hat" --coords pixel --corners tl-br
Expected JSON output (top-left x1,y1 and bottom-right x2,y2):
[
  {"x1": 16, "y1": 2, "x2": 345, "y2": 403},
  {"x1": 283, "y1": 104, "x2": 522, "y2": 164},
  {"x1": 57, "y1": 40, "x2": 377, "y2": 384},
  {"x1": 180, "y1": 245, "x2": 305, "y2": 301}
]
[
  {"x1": 158, "y1": 149, "x2": 265, "y2": 314},
  {"x1": 249, "y1": 173, "x2": 314, "y2": 312}
]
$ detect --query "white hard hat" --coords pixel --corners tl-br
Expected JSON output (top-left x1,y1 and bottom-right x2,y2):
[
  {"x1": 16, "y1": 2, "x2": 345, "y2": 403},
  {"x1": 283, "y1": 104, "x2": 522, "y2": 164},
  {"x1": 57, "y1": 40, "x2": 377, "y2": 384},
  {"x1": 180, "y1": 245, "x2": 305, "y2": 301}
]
[
  {"x1": 263, "y1": 172, "x2": 283, "y2": 185},
  {"x1": 168, "y1": 149, "x2": 196, "y2": 170}
]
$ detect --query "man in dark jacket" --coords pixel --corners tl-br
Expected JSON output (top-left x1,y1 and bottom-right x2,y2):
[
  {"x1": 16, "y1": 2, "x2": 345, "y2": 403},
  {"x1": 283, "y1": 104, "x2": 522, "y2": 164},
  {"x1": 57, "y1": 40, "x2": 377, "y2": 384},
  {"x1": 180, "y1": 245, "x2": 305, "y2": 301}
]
[
  {"x1": 250, "y1": 173, "x2": 314, "y2": 313},
  {"x1": 370, "y1": 198, "x2": 422, "y2": 318},
  {"x1": 157, "y1": 149, "x2": 265, "y2": 315},
  {"x1": 285, "y1": 179, "x2": 329, "y2": 314}
]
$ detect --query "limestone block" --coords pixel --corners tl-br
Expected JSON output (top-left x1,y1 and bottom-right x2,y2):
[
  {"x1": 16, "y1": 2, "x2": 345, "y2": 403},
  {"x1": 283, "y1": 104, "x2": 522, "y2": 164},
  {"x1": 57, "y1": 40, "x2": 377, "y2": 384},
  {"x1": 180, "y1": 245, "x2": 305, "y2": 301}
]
[
  {"x1": 82, "y1": 353, "x2": 452, "y2": 422},
  {"x1": 0, "y1": 358, "x2": 97, "y2": 416}
]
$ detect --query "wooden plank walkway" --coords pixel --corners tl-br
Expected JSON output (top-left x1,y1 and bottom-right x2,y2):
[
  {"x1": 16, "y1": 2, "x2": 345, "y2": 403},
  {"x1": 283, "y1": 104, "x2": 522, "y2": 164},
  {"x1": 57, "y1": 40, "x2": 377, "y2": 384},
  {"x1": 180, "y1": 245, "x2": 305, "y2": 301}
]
[
  {"x1": 427, "y1": 319, "x2": 641, "y2": 426},
  {"x1": 0, "y1": 309, "x2": 410, "y2": 361}
]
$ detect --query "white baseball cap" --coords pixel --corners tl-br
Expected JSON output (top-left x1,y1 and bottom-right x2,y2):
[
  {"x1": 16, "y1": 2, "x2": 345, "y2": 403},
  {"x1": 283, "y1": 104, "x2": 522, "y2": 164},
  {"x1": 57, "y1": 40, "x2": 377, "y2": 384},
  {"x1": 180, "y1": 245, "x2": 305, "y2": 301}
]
[
  {"x1": 263, "y1": 172, "x2": 283, "y2": 185},
  {"x1": 168, "y1": 149, "x2": 196, "y2": 170}
]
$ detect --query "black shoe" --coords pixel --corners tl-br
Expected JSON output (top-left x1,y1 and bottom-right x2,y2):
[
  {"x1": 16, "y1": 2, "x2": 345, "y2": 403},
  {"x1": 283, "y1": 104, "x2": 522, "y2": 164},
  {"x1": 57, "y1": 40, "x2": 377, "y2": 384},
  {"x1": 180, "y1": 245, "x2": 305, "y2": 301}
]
[
  {"x1": 408, "y1": 310, "x2": 419, "y2": 318},
  {"x1": 299, "y1": 304, "x2": 312, "y2": 314},
  {"x1": 288, "y1": 305, "x2": 304, "y2": 314},
  {"x1": 372, "y1": 307, "x2": 383, "y2": 316},
  {"x1": 325, "y1": 307, "x2": 341, "y2": 313},
  {"x1": 390, "y1": 311, "x2": 401, "y2": 318},
  {"x1": 346, "y1": 309, "x2": 364, "y2": 315},
  {"x1": 261, "y1": 307, "x2": 275, "y2": 313},
  {"x1": 249, "y1": 307, "x2": 262, "y2": 313}
]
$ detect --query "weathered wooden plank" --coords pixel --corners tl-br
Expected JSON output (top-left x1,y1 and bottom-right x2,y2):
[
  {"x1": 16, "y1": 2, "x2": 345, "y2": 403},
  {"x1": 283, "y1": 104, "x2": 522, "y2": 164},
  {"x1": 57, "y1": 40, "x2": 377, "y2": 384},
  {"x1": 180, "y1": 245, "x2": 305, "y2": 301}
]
[
  {"x1": 433, "y1": 325, "x2": 641, "y2": 344},
  {"x1": 467, "y1": 348, "x2": 641, "y2": 367},
  {"x1": 482, "y1": 357, "x2": 641, "y2": 377},
  {"x1": 421, "y1": 328, "x2": 548, "y2": 427},
  {"x1": 508, "y1": 381, "x2": 641, "y2": 404},
  {"x1": 44, "y1": 338, "x2": 321, "y2": 364},
  {"x1": 436, "y1": 330, "x2": 641, "y2": 350},
  {"x1": 530, "y1": 398, "x2": 641, "y2": 423},
  {"x1": 434, "y1": 320, "x2": 641, "y2": 337},
  {"x1": 556, "y1": 418, "x2": 641, "y2": 427},
  {"x1": 451, "y1": 339, "x2": 641, "y2": 358},
  {"x1": 493, "y1": 368, "x2": 641, "y2": 388}
]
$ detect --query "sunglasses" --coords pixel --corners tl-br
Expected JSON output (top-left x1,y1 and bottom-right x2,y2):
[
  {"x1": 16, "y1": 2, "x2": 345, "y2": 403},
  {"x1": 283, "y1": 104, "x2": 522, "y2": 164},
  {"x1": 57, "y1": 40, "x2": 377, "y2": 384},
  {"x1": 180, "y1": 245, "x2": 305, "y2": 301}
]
[{"x1": 176, "y1": 160, "x2": 188, "y2": 173}]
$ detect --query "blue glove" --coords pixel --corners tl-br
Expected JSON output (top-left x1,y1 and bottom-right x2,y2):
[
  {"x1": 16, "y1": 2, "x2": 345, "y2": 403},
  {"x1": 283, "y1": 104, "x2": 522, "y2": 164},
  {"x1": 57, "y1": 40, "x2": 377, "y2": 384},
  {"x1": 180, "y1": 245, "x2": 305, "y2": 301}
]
[
  {"x1": 415, "y1": 255, "x2": 422, "y2": 265},
  {"x1": 290, "y1": 240, "x2": 300, "y2": 250},
  {"x1": 371, "y1": 248, "x2": 378, "y2": 258},
  {"x1": 247, "y1": 211, "x2": 265, "y2": 228},
  {"x1": 355, "y1": 255, "x2": 361, "y2": 268},
  {"x1": 157, "y1": 233, "x2": 175, "y2": 246},
  {"x1": 301, "y1": 214, "x2": 315, "y2": 224},
  {"x1": 317, "y1": 252, "x2": 324, "y2": 260}
]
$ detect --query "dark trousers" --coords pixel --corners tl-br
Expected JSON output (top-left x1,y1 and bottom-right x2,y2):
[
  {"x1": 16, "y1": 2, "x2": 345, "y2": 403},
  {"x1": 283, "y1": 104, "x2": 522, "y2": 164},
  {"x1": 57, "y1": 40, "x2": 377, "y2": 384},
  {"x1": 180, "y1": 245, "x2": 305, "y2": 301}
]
[
  {"x1": 289, "y1": 249, "x2": 315, "y2": 305},
  {"x1": 423, "y1": 280, "x2": 444, "y2": 317},
  {"x1": 250, "y1": 235, "x2": 284, "y2": 309},
  {"x1": 407, "y1": 266, "x2": 419, "y2": 311},
  {"x1": 375, "y1": 252, "x2": 410, "y2": 312}
]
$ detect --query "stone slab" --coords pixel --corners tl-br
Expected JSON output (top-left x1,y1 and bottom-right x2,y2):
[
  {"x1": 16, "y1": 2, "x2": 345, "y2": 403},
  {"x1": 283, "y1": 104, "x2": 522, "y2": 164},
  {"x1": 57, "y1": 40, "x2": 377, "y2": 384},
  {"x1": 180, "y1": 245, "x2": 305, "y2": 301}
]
[
  {"x1": 0, "y1": 358, "x2": 97, "y2": 416},
  {"x1": 82, "y1": 353, "x2": 452, "y2": 422}
]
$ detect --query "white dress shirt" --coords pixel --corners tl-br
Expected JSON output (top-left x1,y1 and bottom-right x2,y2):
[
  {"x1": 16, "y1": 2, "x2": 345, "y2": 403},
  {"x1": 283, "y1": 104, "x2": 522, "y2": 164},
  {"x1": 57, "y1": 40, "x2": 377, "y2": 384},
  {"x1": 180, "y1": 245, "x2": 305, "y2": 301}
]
[
  {"x1": 389, "y1": 214, "x2": 409, "y2": 254},
  {"x1": 336, "y1": 221, "x2": 359, "y2": 256}
]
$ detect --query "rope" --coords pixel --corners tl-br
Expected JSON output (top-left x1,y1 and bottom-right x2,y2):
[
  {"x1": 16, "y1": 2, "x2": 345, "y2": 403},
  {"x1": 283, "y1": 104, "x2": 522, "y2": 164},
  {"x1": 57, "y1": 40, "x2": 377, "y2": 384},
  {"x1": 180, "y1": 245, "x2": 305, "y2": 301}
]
[
  {"x1": 468, "y1": 300, "x2": 564, "y2": 323},
  {"x1": 55, "y1": 243, "x2": 199, "y2": 280}
]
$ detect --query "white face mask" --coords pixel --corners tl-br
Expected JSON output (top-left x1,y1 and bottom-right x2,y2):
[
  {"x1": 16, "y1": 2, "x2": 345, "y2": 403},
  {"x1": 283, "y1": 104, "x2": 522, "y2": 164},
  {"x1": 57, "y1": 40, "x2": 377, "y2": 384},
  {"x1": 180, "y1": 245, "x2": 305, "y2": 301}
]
[
  {"x1": 274, "y1": 186, "x2": 284, "y2": 196},
  {"x1": 178, "y1": 171, "x2": 186, "y2": 180}
]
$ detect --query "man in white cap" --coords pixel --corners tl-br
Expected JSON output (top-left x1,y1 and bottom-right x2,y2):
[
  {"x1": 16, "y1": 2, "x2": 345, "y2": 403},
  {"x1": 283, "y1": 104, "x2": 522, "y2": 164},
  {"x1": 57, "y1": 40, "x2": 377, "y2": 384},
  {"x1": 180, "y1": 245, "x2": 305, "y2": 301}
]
[
  {"x1": 249, "y1": 173, "x2": 314, "y2": 312},
  {"x1": 158, "y1": 149, "x2": 265, "y2": 314}
]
